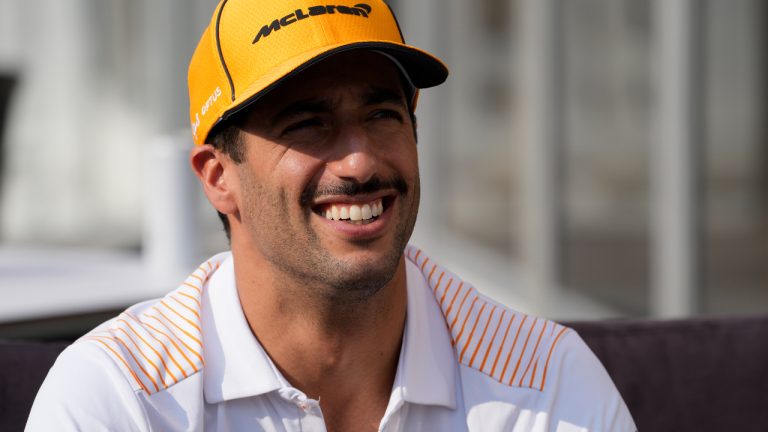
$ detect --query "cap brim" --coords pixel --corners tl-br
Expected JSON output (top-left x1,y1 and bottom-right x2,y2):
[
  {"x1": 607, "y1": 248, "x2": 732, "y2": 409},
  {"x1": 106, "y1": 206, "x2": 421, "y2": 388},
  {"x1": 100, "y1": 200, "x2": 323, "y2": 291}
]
[{"x1": 219, "y1": 41, "x2": 448, "y2": 123}]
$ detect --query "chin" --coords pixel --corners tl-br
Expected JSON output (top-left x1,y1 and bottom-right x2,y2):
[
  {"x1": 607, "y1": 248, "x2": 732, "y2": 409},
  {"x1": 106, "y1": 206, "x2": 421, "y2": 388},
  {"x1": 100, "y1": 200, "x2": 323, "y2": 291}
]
[{"x1": 321, "y1": 248, "x2": 404, "y2": 303}]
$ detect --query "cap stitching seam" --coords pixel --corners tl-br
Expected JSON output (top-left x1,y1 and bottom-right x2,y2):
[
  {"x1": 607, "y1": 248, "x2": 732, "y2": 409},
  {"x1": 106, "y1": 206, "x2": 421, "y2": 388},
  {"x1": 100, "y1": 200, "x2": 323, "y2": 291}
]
[{"x1": 215, "y1": 0, "x2": 237, "y2": 101}]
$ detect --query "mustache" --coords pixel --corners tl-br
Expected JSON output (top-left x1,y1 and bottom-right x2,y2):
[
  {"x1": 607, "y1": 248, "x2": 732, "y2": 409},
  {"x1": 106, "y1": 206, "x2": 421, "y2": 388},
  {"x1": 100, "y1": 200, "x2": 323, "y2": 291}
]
[{"x1": 301, "y1": 176, "x2": 408, "y2": 206}]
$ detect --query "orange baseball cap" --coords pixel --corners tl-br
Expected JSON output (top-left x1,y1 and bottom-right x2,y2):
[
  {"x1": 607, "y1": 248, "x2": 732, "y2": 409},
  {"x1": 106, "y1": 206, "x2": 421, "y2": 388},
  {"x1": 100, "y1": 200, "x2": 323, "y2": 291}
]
[{"x1": 187, "y1": 0, "x2": 449, "y2": 145}]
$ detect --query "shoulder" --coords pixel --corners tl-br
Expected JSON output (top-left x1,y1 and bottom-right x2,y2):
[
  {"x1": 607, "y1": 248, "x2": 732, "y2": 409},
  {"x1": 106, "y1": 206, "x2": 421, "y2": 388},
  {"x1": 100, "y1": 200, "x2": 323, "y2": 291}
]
[
  {"x1": 27, "y1": 255, "x2": 227, "y2": 431},
  {"x1": 404, "y1": 245, "x2": 636, "y2": 431},
  {"x1": 541, "y1": 330, "x2": 636, "y2": 430},
  {"x1": 73, "y1": 258, "x2": 219, "y2": 395},
  {"x1": 26, "y1": 339, "x2": 150, "y2": 431},
  {"x1": 405, "y1": 245, "x2": 570, "y2": 392}
]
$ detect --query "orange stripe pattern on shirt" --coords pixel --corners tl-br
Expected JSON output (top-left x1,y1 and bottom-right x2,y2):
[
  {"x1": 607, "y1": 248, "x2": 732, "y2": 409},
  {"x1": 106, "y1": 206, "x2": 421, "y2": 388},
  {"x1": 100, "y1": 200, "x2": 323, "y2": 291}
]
[
  {"x1": 405, "y1": 245, "x2": 571, "y2": 392},
  {"x1": 78, "y1": 261, "x2": 220, "y2": 394}
]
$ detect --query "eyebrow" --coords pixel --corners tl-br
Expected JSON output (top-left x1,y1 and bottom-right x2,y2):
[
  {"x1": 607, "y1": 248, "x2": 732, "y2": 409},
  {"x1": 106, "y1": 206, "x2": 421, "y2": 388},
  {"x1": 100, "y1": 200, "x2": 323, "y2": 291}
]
[{"x1": 270, "y1": 86, "x2": 407, "y2": 124}]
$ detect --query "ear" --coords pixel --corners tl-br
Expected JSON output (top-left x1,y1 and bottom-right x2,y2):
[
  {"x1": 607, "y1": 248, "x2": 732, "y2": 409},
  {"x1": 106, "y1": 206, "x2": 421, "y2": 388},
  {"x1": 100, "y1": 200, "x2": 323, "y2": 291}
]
[{"x1": 190, "y1": 144, "x2": 239, "y2": 216}]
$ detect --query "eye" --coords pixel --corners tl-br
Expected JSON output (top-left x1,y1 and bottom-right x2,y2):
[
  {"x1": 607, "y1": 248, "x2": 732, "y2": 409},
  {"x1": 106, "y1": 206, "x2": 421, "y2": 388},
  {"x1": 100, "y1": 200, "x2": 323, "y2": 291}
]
[
  {"x1": 370, "y1": 109, "x2": 404, "y2": 123},
  {"x1": 282, "y1": 117, "x2": 326, "y2": 135}
]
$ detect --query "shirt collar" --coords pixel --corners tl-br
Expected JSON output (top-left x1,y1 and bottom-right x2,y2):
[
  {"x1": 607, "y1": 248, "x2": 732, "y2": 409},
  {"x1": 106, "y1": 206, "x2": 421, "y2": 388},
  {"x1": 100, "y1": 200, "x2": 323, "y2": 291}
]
[
  {"x1": 202, "y1": 253, "x2": 285, "y2": 403},
  {"x1": 201, "y1": 251, "x2": 457, "y2": 409},
  {"x1": 395, "y1": 258, "x2": 457, "y2": 409}
]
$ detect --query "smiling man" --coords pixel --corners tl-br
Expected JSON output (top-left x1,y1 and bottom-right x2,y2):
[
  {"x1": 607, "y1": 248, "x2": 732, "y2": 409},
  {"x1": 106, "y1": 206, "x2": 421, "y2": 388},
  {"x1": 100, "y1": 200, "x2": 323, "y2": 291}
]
[
  {"x1": 27, "y1": 1, "x2": 635, "y2": 431},
  {"x1": 216, "y1": 52, "x2": 420, "y2": 304}
]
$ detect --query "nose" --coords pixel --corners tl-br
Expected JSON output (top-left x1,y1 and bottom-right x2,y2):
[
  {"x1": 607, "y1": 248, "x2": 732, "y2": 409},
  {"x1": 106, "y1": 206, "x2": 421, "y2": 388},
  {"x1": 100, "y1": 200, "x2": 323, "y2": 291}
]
[{"x1": 326, "y1": 124, "x2": 379, "y2": 184}]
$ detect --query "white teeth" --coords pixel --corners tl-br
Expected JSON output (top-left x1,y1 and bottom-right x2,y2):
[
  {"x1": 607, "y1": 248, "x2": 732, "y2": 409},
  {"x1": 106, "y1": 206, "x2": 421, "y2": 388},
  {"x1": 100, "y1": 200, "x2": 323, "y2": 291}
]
[
  {"x1": 321, "y1": 199, "x2": 384, "y2": 221},
  {"x1": 361, "y1": 204, "x2": 372, "y2": 220},
  {"x1": 349, "y1": 205, "x2": 362, "y2": 221}
]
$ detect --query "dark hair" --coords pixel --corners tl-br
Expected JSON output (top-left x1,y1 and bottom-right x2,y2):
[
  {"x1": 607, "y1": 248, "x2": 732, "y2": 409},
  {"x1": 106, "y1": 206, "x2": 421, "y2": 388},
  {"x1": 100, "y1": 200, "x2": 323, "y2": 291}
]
[{"x1": 206, "y1": 91, "x2": 418, "y2": 243}]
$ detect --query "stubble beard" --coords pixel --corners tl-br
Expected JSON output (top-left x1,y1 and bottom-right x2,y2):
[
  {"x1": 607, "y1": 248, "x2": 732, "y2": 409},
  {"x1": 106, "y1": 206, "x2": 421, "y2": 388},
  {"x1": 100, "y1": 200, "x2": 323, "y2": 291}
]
[{"x1": 240, "y1": 172, "x2": 420, "y2": 306}]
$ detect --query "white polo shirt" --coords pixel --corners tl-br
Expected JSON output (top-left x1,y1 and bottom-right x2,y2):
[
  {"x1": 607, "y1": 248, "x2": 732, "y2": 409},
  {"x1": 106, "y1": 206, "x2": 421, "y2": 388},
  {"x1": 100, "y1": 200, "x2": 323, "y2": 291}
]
[{"x1": 27, "y1": 245, "x2": 636, "y2": 431}]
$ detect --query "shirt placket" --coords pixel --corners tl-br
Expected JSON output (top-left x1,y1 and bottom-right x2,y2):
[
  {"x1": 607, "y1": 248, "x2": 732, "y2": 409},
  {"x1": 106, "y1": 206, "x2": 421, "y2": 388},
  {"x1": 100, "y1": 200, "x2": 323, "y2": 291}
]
[{"x1": 278, "y1": 388, "x2": 327, "y2": 431}]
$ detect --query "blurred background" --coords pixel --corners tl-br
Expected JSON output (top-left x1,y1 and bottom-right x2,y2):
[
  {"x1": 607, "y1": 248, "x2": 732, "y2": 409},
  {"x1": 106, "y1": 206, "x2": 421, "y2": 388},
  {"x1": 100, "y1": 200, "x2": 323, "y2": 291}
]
[{"x1": 0, "y1": 0, "x2": 766, "y2": 340}]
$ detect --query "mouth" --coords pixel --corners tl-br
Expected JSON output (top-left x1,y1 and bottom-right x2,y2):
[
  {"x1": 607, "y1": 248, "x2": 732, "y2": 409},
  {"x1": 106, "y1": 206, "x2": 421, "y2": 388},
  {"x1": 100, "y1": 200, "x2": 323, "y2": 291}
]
[{"x1": 312, "y1": 196, "x2": 394, "y2": 225}]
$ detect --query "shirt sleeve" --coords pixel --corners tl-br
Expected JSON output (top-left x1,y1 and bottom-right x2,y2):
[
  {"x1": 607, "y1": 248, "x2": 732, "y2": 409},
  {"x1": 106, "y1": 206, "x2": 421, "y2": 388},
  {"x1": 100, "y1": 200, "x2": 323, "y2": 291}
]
[
  {"x1": 547, "y1": 331, "x2": 637, "y2": 432},
  {"x1": 25, "y1": 341, "x2": 150, "y2": 432}
]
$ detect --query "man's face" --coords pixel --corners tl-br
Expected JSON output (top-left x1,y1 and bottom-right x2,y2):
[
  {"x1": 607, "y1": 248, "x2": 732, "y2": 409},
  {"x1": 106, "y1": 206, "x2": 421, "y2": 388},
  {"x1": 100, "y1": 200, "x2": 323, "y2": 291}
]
[{"x1": 232, "y1": 51, "x2": 419, "y2": 301}]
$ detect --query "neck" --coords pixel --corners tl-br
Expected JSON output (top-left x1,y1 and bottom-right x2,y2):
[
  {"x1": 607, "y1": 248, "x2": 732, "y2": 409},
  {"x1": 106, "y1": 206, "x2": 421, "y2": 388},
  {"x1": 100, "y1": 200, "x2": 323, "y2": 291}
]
[{"x1": 231, "y1": 243, "x2": 407, "y2": 425}]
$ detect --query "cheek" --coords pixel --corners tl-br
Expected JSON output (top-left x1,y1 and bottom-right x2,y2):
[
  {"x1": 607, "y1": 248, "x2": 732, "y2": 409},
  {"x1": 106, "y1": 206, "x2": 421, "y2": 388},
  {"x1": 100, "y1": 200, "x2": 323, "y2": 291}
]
[
  {"x1": 374, "y1": 127, "x2": 418, "y2": 168},
  {"x1": 273, "y1": 152, "x2": 327, "y2": 202},
  {"x1": 393, "y1": 141, "x2": 419, "y2": 181},
  {"x1": 238, "y1": 170, "x2": 270, "y2": 216},
  {"x1": 279, "y1": 155, "x2": 321, "y2": 179}
]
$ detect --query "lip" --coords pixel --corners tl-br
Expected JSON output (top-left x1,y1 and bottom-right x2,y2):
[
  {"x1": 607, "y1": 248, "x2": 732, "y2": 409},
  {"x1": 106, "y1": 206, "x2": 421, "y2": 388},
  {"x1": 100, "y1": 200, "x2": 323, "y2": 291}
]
[{"x1": 311, "y1": 194, "x2": 396, "y2": 240}]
